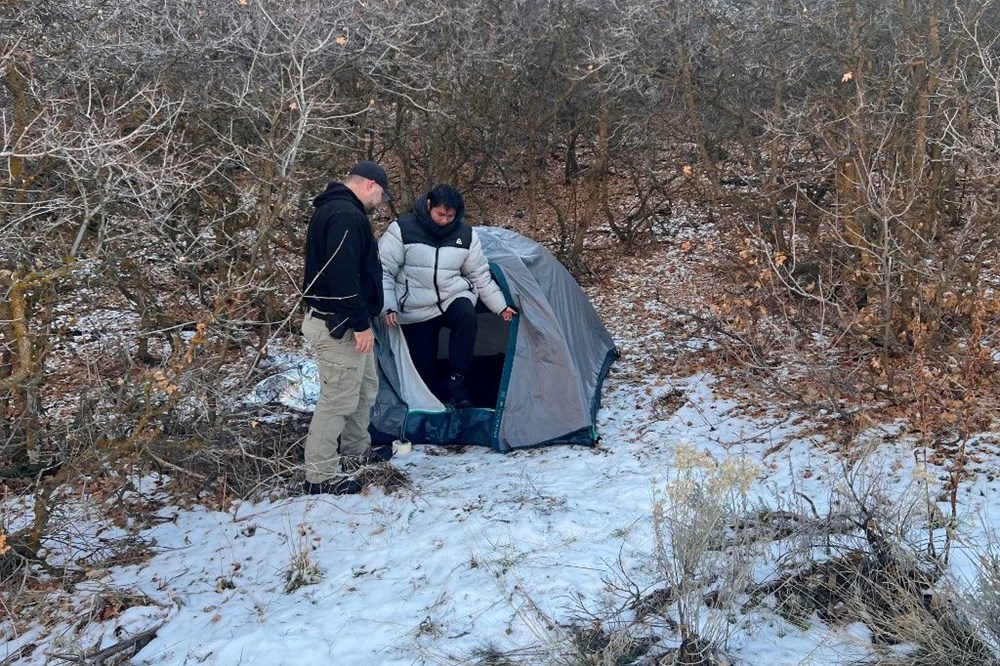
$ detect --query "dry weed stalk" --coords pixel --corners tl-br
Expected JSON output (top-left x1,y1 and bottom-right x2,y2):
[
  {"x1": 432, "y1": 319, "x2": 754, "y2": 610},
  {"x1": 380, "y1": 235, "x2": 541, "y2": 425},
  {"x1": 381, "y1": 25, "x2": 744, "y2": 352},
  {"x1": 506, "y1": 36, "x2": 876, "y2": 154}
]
[
  {"x1": 647, "y1": 443, "x2": 760, "y2": 662},
  {"x1": 283, "y1": 523, "x2": 324, "y2": 594}
]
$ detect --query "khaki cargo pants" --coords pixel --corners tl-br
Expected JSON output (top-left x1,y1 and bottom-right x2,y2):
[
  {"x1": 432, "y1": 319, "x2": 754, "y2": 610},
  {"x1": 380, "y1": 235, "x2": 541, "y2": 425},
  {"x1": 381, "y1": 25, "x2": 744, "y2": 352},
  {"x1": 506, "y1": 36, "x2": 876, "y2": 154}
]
[{"x1": 301, "y1": 311, "x2": 378, "y2": 484}]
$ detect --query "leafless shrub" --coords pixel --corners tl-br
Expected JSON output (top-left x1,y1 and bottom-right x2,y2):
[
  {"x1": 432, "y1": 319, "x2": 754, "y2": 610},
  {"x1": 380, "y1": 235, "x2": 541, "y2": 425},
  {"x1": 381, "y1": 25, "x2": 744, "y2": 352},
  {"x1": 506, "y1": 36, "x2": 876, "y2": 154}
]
[
  {"x1": 739, "y1": 447, "x2": 1000, "y2": 666},
  {"x1": 689, "y1": 0, "x2": 1000, "y2": 413},
  {"x1": 638, "y1": 444, "x2": 761, "y2": 664},
  {"x1": 5, "y1": 5, "x2": 1000, "y2": 655}
]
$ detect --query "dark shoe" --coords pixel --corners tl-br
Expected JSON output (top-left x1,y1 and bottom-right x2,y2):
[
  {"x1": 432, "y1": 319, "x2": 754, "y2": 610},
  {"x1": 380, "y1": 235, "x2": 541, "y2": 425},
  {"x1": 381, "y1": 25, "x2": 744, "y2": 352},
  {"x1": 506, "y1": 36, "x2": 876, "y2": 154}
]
[
  {"x1": 303, "y1": 476, "x2": 363, "y2": 496},
  {"x1": 340, "y1": 446, "x2": 394, "y2": 473},
  {"x1": 447, "y1": 374, "x2": 473, "y2": 409},
  {"x1": 370, "y1": 445, "x2": 394, "y2": 462}
]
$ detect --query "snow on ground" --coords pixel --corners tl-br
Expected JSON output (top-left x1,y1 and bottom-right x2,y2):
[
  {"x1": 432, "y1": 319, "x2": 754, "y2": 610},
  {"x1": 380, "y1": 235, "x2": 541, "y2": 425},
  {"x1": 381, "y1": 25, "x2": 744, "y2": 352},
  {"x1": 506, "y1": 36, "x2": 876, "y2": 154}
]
[
  {"x1": 5, "y1": 240, "x2": 1000, "y2": 665},
  {"x1": 5, "y1": 352, "x2": 996, "y2": 665}
]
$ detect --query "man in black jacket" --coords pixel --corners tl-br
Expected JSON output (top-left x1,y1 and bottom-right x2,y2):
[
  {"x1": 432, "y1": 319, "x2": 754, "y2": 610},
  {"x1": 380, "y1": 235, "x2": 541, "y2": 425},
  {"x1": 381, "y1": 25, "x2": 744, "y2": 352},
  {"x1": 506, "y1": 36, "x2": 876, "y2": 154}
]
[{"x1": 300, "y1": 160, "x2": 391, "y2": 495}]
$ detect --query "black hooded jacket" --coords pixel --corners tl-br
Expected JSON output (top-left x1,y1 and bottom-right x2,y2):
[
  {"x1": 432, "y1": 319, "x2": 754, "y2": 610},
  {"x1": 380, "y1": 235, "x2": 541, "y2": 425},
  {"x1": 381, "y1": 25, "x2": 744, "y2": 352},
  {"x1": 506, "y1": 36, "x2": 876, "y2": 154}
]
[{"x1": 302, "y1": 182, "x2": 383, "y2": 336}]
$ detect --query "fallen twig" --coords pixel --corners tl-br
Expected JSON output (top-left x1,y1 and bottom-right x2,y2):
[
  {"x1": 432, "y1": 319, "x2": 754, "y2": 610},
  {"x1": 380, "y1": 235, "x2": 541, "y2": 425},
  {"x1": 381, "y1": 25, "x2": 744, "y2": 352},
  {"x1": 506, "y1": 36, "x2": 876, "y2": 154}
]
[{"x1": 47, "y1": 623, "x2": 163, "y2": 665}]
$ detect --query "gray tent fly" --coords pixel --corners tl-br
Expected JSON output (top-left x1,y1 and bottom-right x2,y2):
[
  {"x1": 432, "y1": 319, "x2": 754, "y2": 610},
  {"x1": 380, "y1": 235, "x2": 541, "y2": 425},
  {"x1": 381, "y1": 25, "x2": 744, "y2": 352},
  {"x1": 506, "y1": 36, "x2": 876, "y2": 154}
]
[{"x1": 370, "y1": 227, "x2": 618, "y2": 452}]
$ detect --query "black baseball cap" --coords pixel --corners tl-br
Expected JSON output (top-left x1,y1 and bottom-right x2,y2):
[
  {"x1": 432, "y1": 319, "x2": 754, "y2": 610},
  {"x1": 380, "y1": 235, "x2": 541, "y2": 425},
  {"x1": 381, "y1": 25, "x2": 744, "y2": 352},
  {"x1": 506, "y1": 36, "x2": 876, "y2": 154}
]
[{"x1": 348, "y1": 160, "x2": 392, "y2": 200}]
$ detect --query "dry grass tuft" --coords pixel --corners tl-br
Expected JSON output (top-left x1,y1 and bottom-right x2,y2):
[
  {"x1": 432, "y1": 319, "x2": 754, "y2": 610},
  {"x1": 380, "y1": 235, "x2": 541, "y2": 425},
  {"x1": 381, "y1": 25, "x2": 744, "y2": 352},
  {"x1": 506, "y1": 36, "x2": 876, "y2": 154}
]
[{"x1": 354, "y1": 462, "x2": 411, "y2": 494}]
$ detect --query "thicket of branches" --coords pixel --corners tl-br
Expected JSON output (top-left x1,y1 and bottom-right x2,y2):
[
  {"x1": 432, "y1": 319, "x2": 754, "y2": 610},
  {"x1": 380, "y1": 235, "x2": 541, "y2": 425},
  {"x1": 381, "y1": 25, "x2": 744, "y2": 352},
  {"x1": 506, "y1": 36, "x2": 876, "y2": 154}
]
[{"x1": 2, "y1": 0, "x2": 1000, "y2": 560}]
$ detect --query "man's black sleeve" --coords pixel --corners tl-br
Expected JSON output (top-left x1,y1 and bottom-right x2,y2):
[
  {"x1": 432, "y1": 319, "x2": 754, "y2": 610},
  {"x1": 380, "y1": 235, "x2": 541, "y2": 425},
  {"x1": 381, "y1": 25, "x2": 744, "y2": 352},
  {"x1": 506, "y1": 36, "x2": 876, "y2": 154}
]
[{"x1": 321, "y1": 215, "x2": 371, "y2": 333}]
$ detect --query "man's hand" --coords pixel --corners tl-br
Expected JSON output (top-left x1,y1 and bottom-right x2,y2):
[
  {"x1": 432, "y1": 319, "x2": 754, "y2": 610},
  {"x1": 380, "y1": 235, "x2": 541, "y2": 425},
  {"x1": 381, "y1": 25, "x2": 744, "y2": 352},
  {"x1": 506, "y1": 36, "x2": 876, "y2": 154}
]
[
  {"x1": 500, "y1": 307, "x2": 517, "y2": 322},
  {"x1": 384, "y1": 311, "x2": 398, "y2": 327},
  {"x1": 354, "y1": 328, "x2": 375, "y2": 353}
]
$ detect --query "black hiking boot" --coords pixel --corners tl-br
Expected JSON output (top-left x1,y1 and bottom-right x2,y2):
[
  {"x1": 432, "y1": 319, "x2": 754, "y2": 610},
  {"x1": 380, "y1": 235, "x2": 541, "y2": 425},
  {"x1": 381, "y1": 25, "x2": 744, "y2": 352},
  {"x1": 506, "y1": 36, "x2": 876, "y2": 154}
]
[
  {"x1": 303, "y1": 476, "x2": 364, "y2": 496},
  {"x1": 447, "y1": 374, "x2": 473, "y2": 409},
  {"x1": 340, "y1": 446, "x2": 394, "y2": 473}
]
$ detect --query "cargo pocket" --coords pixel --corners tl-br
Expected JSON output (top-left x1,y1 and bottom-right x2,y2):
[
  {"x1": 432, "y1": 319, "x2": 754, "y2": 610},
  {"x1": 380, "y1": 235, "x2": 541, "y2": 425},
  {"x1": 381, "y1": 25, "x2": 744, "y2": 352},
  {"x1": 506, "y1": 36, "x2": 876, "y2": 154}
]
[{"x1": 320, "y1": 347, "x2": 364, "y2": 414}]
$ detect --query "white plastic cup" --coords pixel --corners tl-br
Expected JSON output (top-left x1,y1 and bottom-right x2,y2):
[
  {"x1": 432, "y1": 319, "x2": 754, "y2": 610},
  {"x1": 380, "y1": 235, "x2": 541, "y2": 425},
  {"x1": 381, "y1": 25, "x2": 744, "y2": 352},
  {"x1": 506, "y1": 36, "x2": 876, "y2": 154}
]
[{"x1": 392, "y1": 439, "x2": 412, "y2": 455}]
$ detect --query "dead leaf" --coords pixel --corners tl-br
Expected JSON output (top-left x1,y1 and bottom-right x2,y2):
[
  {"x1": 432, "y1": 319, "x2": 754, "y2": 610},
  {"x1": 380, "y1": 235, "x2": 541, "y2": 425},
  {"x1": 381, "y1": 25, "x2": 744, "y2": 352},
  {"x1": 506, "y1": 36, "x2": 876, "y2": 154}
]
[{"x1": 842, "y1": 71, "x2": 853, "y2": 83}]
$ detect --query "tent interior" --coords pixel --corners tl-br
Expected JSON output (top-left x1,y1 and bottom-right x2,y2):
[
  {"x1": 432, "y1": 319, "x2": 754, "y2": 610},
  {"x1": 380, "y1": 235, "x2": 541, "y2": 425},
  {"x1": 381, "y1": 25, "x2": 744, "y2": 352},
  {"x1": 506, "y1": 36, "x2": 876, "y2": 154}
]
[{"x1": 425, "y1": 301, "x2": 511, "y2": 409}]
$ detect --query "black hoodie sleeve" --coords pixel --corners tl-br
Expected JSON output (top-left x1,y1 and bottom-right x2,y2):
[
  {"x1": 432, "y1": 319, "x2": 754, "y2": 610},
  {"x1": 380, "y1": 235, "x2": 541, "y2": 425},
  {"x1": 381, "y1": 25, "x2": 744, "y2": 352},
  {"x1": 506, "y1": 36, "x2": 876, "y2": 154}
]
[{"x1": 323, "y1": 216, "x2": 372, "y2": 333}]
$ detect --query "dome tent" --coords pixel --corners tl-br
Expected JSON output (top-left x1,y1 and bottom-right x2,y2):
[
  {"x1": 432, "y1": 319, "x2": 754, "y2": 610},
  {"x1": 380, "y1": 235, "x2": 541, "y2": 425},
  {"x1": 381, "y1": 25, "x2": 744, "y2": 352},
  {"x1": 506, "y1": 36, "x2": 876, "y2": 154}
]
[{"x1": 371, "y1": 226, "x2": 618, "y2": 452}]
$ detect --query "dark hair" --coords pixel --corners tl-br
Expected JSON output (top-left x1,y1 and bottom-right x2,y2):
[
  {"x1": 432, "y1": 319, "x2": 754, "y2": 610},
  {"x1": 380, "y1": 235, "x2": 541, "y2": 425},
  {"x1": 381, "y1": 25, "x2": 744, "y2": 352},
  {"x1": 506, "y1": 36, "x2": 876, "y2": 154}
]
[{"x1": 426, "y1": 184, "x2": 464, "y2": 211}]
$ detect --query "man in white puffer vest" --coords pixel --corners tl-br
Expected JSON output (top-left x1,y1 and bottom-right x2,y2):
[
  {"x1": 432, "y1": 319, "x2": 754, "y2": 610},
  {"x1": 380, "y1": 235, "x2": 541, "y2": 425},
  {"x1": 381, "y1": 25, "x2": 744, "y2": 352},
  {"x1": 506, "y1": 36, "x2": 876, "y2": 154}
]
[{"x1": 380, "y1": 184, "x2": 517, "y2": 408}]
